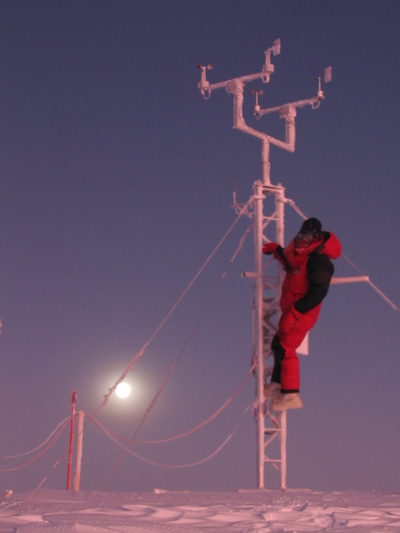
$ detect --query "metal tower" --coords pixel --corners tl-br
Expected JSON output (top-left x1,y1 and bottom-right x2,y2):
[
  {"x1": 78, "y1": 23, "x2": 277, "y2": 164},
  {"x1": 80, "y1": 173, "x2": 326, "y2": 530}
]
[{"x1": 198, "y1": 40, "x2": 330, "y2": 489}]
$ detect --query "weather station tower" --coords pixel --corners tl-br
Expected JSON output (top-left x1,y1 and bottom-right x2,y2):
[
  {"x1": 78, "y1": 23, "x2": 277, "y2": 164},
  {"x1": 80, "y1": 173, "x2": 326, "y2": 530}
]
[{"x1": 198, "y1": 39, "x2": 332, "y2": 490}]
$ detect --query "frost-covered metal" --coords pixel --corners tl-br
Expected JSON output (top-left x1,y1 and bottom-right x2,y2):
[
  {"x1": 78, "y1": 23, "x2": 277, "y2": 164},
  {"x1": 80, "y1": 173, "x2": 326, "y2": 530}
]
[{"x1": 198, "y1": 40, "x2": 330, "y2": 489}]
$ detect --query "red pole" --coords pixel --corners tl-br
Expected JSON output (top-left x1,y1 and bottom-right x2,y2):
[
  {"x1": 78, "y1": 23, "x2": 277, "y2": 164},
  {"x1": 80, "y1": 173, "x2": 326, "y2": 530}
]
[{"x1": 66, "y1": 389, "x2": 77, "y2": 491}]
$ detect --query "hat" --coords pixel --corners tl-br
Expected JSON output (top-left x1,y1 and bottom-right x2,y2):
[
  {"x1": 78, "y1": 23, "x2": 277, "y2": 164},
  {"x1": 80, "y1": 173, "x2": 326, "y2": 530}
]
[{"x1": 299, "y1": 218, "x2": 322, "y2": 238}]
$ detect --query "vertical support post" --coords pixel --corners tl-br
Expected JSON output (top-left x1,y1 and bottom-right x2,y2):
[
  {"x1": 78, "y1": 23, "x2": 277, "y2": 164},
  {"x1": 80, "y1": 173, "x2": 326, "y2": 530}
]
[
  {"x1": 74, "y1": 410, "x2": 84, "y2": 492},
  {"x1": 275, "y1": 184, "x2": 285, "y2": 248},
  {"x1": 254, "y1": 180, "x2": 266, "y2": 489},
  {"x1": 262, "y1": 140, "x2": 271, "y2": 186},
  {"x1": 274, "y1": 184, "x2": 287, "y2": 491},
  {"x1": 279, "y1": 411, "x2": 287, "y2": 490},
  {"x1": 66, "y1": 389, "x2": 77, "y2": 491}
]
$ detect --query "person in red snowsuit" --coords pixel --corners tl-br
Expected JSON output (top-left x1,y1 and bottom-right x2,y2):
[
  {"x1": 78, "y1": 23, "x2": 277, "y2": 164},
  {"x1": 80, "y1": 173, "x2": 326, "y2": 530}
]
[{"x1": 262, "y1": 218, "x2": 341, "y2": 411}]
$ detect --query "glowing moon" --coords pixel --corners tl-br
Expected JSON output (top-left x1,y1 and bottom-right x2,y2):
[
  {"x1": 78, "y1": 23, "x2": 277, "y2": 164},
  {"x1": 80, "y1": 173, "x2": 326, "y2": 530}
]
[{"x1": 116, "y1": 382, "x2": 131, "y2": 399}]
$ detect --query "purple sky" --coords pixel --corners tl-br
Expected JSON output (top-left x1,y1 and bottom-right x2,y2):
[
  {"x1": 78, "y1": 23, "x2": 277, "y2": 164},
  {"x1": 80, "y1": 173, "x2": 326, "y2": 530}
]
[{"x1": 1, "y1": 1, "x2": 399, "y2": 493}]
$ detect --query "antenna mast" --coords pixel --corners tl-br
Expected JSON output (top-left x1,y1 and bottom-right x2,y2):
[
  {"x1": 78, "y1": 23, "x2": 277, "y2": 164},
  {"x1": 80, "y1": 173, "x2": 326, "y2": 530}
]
[{"x1": 198, "y1": 40, "x2": 330, "y2": 489}]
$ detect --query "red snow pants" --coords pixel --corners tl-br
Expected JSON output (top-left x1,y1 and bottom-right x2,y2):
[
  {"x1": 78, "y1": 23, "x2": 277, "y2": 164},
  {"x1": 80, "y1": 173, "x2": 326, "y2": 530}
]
[{"x1": 276, "y1": 307, "x2": 319, "y2": 391}]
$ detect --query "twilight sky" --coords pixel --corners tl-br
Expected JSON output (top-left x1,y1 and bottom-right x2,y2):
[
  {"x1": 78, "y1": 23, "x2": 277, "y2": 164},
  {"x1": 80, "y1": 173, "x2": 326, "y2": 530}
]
[{"x1": 1, "y1": 0, "x2": 399, "y2": 493}]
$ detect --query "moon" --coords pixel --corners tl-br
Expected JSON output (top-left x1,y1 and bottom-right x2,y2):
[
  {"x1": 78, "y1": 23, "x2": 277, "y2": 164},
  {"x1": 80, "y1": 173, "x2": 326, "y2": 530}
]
[{"x1": 116, "y1": 382, "x2": 131, "y2": 399}]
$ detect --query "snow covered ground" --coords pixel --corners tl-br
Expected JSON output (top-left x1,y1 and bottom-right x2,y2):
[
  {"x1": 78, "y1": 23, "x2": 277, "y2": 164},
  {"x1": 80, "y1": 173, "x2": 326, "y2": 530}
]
[{"x1": 1, "y1": 488, "x2": 400, "y2": 532}]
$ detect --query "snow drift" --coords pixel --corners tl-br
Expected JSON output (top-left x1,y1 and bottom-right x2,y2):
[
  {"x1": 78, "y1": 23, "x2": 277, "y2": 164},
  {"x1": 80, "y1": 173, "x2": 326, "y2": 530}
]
[{"x1": 1, "y1": 488, "x2": 400, "y2": 532}]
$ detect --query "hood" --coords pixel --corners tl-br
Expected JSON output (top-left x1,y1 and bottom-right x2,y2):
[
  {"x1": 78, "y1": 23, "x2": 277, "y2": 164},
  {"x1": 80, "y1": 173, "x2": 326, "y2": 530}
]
[{"x1": 318, "y1": 231, "x2": 342, "y2": 260}]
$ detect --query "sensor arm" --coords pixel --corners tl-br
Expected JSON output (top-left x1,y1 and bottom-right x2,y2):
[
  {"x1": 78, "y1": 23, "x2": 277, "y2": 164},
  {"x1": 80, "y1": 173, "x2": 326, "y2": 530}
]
[{"x1": 197, "y1": 39, "x2": 281, "y2": 99}]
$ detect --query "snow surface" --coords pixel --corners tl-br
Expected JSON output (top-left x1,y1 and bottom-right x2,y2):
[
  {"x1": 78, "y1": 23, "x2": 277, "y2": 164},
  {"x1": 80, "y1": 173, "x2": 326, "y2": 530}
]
[{"x1": 1, "y1": 488, "x2": 400, "y2": 532}]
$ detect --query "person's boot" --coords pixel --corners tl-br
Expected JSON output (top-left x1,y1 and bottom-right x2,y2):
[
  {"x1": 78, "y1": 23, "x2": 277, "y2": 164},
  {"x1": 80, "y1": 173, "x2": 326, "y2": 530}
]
[{"x1": 270, "y1": 392, "x2": 303, "y2": 411}]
